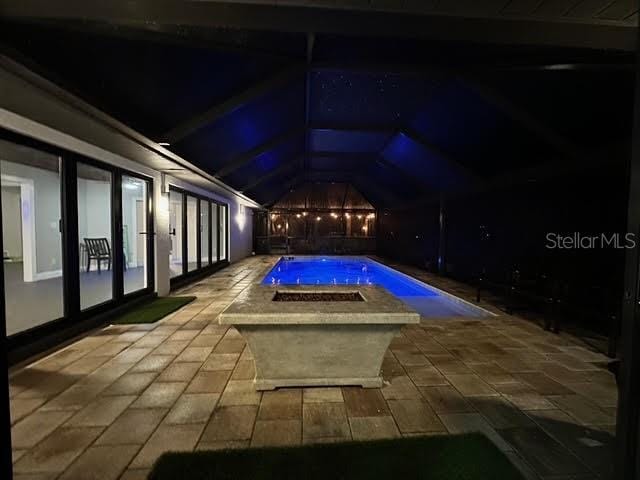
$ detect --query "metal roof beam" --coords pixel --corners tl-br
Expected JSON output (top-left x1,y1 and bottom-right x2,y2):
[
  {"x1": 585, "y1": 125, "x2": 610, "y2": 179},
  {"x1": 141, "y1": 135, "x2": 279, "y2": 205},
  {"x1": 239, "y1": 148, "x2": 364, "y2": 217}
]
[
  {"x1": 215, "y1": 126, "x2": 305, "y2": 179},
  {"x1": 162, "y1": 63, "x2": 305, "y2": 143}
]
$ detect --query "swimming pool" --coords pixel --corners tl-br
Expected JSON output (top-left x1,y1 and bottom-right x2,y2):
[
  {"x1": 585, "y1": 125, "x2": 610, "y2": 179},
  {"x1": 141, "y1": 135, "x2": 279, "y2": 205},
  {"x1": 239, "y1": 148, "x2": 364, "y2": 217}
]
[{"x1": 262, "y1": 256, "x2": 492, "y2": 318}]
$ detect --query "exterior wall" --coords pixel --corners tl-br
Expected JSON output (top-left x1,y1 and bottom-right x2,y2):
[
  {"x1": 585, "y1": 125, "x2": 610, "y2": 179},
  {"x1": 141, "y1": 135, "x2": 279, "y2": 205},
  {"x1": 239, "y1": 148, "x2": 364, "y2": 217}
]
[{"x1": 0, "y1": 65, "x2": 256, "y2": 297}]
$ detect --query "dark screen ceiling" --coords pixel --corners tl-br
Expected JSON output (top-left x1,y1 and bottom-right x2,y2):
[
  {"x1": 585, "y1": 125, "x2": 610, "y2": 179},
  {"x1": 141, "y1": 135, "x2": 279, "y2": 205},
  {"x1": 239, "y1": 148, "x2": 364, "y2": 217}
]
[{"x1": 0, "y1": 22, "x2": 634, "y2": 209}]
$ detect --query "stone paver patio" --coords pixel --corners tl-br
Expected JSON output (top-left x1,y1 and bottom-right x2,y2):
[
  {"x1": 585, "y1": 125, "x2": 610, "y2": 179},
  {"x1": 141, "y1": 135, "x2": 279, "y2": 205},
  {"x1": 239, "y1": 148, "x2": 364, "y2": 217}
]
[{"x1": 9, "y1": 256, "x2": 617, "y2": 480}]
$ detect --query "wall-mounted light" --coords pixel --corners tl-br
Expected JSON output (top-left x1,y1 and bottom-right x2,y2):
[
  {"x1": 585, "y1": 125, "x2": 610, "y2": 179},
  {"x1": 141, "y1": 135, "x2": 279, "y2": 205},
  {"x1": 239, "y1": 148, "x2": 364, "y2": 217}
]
[
  {"x1": 235, "y1": 204, "x2": 247, "y2": 232},
  {"x1": 296, "y1": 213, "x2": 301, "y2": 218},
  {"x1": 161, "y1": 172, "x2": 170, "y2": 195},
  {"x1": 158, "y1": 194, "x2": 169, "y2": 213},
  {"x1": 302, "y1": 212, "x2": 308, "y2": 217},
  {"x1": 316, "y1": 216, "x2": 321, "y2": 222}
]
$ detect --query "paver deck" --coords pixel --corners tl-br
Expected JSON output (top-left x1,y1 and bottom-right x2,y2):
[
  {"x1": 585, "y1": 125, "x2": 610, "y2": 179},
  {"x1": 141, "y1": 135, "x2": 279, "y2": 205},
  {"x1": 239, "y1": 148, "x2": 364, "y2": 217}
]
[{"x1": 9, "y1": 255, "x2": 617, "y2": 480}]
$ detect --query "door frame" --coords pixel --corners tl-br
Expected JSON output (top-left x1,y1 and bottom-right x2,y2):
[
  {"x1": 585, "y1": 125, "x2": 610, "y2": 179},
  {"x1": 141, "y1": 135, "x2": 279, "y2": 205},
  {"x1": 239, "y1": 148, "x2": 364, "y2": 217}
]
[{"x1": 168, "y1": 185, "x2": 228, "y2": 287}]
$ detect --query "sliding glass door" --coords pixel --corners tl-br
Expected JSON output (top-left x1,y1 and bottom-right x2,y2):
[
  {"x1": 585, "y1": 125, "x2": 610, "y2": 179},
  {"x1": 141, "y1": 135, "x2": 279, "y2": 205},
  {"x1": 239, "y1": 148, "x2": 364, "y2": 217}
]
[
  {"x1": 200, "y1": 199, "x2": 210, "y2": 266},
  {"x1": 169, "y1": 190, "x2": 184, "y2": 278},
  {"x1": 2, "y1": 131, "x2": 155, "y2": 342},
  {"x1": 168, "y1": 186, "x2": 228, "y2": 284},
  {"x1": 77, "y1": 163, "x2": 113, "y2": 310},
  {"x1": 122, "y1": 175, "x2": 151, "y2": 295},
  {"x1": 211, "y1": 203, "x2": 218, "y2": 262},
  {"x1": 0, "y1": 139, "x2": 63, "y2": 336},
  {"x1": 219, "y1": 205, "x2": 227, "y2": 261},
  {"x1": 186, "y1": 196, "x2": 198, "y2": 272}
]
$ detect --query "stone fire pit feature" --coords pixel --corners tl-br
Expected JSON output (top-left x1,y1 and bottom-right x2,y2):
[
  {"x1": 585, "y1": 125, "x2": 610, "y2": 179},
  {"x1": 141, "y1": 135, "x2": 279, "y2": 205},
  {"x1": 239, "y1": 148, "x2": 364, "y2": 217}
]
[{"x1": 218, "y1": 285, "x2": 420, "y2": 390}]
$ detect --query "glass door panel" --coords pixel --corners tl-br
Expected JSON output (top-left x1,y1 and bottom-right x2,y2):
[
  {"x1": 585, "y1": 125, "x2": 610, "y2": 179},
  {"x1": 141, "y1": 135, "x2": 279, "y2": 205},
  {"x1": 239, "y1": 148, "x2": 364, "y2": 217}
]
[
  {"x1": 186, "y1": 196, "x2": 198, "y2": 272},
  {"x1": 200, "y1": 199, "x2": 210, "y2": 266},
  {"x1": 0, "y1": 139, "x2": 64, "y2": 335},
  {"x1": 211, "y1": 203, "x2": 218, "y2": 262},
  {"x1": 219, "y1": 204, "x2": 227, "y2": 261},
  {"x1": 77, "y1": 163, "x2": 113, "y2": 310},
  {"x1": 169, "y1": 190, "x2": 184, "y2": 278},
  {"x1": 122, "y1": 175, "x2": 149, "y2": 295}
]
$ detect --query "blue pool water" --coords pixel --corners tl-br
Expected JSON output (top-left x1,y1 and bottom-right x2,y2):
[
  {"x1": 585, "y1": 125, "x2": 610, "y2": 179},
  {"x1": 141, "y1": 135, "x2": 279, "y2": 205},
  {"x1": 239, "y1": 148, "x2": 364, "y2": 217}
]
[{"x1": 262, "y1": 256, "x2": 489, "y2": 318}]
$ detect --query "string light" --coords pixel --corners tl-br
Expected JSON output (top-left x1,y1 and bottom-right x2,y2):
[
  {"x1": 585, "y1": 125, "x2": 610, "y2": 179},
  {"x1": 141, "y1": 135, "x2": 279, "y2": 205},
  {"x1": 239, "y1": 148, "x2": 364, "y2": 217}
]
[
  {"x1": 330, "y1": 212, "x2": 338, "y2": 218},
  {"x1": 345, "y1": 213, "x2": 351, "y2": 219},
  {"x1": 357, "y1": 214, "x2": 363, "y2": 220},
  {"x1": 302, "y1": 212, "x2": 308, "y2": 216},
  {"x1": 316, "y1": 216, "x2": 321, "y2": 222},
  {"x1": 296, "y1": 213, "x2": 301, "y2": 218}
]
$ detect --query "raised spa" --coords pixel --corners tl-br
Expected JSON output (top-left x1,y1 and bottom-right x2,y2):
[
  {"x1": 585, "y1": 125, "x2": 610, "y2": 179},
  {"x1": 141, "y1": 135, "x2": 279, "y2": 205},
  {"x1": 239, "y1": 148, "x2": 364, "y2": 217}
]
[{"x1": 218, "y1": 285, "x2": 419, "y2": 390}]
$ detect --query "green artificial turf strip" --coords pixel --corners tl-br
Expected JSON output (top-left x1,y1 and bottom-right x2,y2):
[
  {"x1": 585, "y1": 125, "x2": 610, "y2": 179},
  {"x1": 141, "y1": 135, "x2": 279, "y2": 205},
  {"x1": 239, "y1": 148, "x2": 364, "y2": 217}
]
[
  {"x1": 149, "y1": 433, "x2": 524, "y2": 480},
  {"x1": 112, "y1": 296, "x2": 196, "y2": 324}
]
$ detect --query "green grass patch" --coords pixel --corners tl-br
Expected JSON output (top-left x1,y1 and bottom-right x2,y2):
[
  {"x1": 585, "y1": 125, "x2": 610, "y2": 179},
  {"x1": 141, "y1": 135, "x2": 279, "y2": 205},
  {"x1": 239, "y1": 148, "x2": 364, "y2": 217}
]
[
  {"x1": 113, "y1": 296, "x2": 196, "y2": 325},
  {"x1": 149, "y1": 433, "x2": 524, "y2": 480}
]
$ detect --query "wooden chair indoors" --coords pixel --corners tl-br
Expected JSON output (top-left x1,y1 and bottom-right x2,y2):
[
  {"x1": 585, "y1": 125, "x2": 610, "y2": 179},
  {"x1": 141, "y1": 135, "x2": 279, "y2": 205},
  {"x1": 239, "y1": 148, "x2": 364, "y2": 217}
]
[{"x1": 84, "y1": 237, "x2": 112, "y2": 273}]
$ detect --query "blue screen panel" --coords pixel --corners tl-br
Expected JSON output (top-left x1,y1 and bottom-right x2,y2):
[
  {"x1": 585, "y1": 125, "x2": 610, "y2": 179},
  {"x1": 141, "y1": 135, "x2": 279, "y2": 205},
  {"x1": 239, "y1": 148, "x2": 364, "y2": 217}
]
[
  {"x1": 309, "y1": 129, "x2": 392, "y2": 153},
  {"x1": 174, "y1": 80, "x2": 305, "y2": 174}
]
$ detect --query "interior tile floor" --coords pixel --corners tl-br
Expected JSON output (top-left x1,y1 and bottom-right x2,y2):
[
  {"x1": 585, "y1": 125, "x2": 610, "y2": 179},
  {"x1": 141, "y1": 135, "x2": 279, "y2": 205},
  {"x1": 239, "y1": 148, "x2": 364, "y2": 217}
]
[
  {"x1": 4, "y1": 262, "x2": 146, "y2": 335},
  {"x1": 9, "y1": 255, "x2": 617, "y2": 480}
]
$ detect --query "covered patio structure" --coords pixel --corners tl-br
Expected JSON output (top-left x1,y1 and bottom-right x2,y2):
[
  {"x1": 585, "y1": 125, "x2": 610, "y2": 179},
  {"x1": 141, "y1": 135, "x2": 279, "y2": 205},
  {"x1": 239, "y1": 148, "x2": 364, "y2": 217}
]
[
  {"x1": 1, "y1": 1, "x2": 639, "y2": 479},
  {"x1": 8, "y1": 255, "x2": 618, "y2": 479}
]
